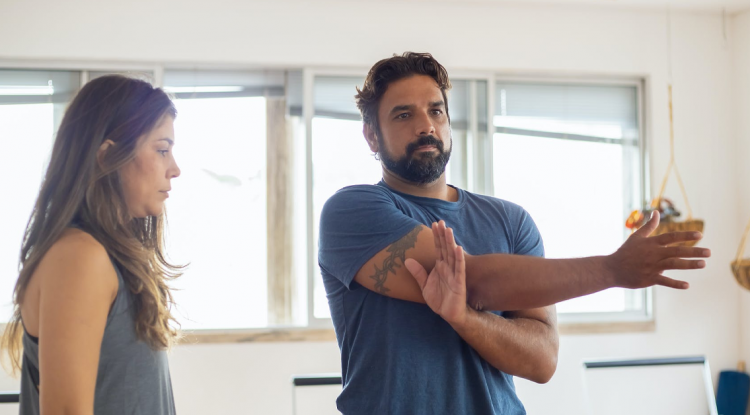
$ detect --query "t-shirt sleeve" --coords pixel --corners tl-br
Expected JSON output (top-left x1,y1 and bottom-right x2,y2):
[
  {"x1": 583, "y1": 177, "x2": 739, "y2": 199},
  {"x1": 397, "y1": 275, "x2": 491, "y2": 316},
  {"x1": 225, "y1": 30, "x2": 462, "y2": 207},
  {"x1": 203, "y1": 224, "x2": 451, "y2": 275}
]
[
  {"x1": 493, "y1": 206, "x2": 546, "y2": 316},
  {"x1": 318, "y1": 186, "x2": 423, "y2": 289},
  {"x1": 514, "y1": 208, "x2": 545, "y2": 258}
]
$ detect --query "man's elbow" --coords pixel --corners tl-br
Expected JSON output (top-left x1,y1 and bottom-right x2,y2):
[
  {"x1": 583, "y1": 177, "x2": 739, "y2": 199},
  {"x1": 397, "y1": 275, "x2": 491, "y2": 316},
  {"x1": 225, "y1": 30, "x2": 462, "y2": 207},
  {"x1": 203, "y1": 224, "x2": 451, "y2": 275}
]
[
  {"x1": 530, "y1": 350, "x2": 558, "y2": 384},
  {"x1": 532, "y1": 361, "x2": 557, "y2": 384},
  {"x1": 466, "y1": 288, "x2": 486, "y2": 311}
]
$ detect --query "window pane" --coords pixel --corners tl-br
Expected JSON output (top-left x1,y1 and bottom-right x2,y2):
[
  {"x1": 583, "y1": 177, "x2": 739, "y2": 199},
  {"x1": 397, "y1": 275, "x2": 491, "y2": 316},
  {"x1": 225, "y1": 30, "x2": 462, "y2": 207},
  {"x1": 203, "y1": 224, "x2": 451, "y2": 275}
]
[
  {"x1": 493, "y1": 134, "x2": 636, "y2": 313},
  {"x1": 0, "y1": 104, "x2": 54, "y2": 322},
  {"x1": 88, "y1": 71, "x2": 154, "y2": 85},
  {"x1": 312, "y1": 75, "x2": 380, "y2": 319},
  {"x1": 166, "y1": 97, "x2": 267, "y2": 329},
  {"x1": 163, "y1": 70, "x2": 285, "y2": 99},
  {"x1": 312, "y1": 117, "x2": 381, "y2": 318},
  {"x1": 0, "y1": 69, "x2": 80, "y2": 323},
  {"x1": 446, "y1": 79, "x2": 489, "y2": 191},
  {"x1": 0, "y1": 69, "x2": 80, "y2": 105},
  {"x1": 493, "y1": 81, "x2": 644, "y2": 315}
]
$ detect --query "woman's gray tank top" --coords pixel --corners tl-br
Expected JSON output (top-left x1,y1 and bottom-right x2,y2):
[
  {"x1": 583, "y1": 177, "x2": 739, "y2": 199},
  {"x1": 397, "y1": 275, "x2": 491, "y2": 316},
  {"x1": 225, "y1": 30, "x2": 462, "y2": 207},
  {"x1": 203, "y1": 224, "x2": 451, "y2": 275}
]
[{"x1": 19, "y1": 260, "x2": 176, "y2": 414}]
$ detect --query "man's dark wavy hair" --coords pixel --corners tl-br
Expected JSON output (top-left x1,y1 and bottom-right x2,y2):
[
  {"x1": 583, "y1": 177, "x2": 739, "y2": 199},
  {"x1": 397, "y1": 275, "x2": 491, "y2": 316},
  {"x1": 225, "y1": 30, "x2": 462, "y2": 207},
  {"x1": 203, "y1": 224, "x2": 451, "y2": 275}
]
[{"x1": 355, "y1": 52, "x2": 452, "y2": 137}]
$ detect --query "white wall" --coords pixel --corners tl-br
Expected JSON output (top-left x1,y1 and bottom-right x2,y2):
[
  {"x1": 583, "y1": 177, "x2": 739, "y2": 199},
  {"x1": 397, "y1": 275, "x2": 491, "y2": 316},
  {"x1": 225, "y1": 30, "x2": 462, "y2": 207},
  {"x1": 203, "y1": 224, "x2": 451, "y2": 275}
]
[
  {"x1": 734, "y1": 10, "x2": 750, "y2": 381},
  {"x1": 0, "y1": 1, "x2": 745, "y2": 414}
]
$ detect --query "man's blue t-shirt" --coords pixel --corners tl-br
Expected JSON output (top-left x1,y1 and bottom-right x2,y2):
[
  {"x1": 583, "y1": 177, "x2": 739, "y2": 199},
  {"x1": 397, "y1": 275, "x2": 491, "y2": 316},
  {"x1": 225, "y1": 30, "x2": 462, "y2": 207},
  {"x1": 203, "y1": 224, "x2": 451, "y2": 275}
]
[{"x1": 318, "y1": 181, "x2": 544, "y2": 415}]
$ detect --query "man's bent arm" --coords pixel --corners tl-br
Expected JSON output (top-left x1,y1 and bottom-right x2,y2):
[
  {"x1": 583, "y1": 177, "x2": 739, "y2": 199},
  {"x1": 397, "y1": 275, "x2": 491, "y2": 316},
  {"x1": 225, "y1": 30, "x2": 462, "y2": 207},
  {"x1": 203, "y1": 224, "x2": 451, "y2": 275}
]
[{"x1": 449, "y1": 306, "x2": 559, "y2": 383}]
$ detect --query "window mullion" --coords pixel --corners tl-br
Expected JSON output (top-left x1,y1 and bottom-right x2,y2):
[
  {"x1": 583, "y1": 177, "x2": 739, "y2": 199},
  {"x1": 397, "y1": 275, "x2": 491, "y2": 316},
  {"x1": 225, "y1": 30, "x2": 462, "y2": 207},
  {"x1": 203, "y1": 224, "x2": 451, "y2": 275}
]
[{"x1": 267, "y1": 96, "x2": 295, "y2": 325}]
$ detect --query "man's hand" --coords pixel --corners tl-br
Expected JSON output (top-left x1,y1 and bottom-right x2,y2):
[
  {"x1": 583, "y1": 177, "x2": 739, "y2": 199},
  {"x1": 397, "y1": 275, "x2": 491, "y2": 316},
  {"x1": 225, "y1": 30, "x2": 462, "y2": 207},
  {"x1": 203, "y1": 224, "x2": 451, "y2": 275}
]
[
  {"x1": 606, "y1": 210, "x2": 711, "y2": 290},
  {"x1": 406, "y1": 222, "x2": 559, "y2": 383},
  {"x1": 405, "y1": 221, "x2": 468, "y2": 325}
]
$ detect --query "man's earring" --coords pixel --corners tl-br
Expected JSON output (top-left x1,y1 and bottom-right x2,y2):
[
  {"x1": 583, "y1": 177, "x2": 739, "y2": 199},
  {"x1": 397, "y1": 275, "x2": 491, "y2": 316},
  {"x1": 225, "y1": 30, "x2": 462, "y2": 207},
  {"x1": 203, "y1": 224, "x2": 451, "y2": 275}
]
[{"x1": 373, "y1": 152, "x2": 380, "y2": 161}]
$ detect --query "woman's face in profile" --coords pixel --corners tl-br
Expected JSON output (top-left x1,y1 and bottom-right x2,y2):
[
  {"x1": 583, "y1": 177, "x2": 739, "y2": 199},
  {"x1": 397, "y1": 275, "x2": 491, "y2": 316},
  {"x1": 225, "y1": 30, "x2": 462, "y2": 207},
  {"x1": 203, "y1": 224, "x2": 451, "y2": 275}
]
[{"x1": 120, "y1": 116, "x2": 181, "y2": 218}]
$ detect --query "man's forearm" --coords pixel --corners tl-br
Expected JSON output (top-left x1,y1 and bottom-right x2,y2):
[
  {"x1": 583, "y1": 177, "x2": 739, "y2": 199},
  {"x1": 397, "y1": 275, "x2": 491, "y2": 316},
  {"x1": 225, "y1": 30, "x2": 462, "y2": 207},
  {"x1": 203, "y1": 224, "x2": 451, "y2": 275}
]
[
  {"x1": 465, "y1": 254, "x2": 613, "y2": 311},
  {"x1": 449, "y1": 306, "x2": 558, "y2": 384}
]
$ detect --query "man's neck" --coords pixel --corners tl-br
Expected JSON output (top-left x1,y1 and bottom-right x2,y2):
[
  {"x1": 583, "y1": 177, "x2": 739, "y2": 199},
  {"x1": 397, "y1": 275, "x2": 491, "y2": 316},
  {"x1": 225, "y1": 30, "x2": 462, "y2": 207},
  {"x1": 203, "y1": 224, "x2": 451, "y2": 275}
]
[{"x1": 381, "y1": 169, "x2": 458, "y2": 202}]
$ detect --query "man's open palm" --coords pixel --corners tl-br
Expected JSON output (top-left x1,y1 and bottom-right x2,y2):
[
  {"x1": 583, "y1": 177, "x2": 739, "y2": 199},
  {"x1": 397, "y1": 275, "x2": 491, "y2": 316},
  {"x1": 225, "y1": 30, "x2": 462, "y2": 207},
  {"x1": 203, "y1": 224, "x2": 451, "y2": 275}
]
[{"x1": 405, "y1": 221, "x2": 468, "y2": 325}]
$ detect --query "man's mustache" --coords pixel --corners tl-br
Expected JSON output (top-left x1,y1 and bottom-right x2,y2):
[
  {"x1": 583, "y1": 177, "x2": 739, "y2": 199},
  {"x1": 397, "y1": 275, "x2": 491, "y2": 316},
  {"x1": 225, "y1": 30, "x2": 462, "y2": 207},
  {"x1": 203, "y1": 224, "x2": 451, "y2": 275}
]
[{"x1": 405, "y1": 135, "x2": 444, "y2": 158}]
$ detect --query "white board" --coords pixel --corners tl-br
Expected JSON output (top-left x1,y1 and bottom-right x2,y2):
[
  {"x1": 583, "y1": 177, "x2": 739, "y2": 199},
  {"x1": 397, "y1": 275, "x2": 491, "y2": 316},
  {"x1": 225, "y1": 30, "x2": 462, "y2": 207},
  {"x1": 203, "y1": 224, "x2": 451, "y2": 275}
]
[{"x1": 582, "y1": 357, "x2": 717, "y2": 415}]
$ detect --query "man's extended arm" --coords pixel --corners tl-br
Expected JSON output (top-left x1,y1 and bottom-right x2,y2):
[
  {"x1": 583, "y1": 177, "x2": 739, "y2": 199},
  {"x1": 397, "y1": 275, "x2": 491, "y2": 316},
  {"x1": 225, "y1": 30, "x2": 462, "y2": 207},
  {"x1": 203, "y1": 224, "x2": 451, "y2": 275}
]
[{"x1": 354, "y1": 212, "x2": 710, "y2": 311}]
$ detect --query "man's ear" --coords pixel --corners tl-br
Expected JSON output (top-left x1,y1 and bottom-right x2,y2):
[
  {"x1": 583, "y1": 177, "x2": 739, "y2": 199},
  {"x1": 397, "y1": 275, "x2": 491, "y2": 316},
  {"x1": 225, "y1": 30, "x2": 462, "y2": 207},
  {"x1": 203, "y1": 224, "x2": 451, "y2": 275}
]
[
  {"x1": 363, "y1": 123, "x2": 379, "y2": 153},
  {"x1": 97, "y1": 139, "x2": 116, "y2": 167}
]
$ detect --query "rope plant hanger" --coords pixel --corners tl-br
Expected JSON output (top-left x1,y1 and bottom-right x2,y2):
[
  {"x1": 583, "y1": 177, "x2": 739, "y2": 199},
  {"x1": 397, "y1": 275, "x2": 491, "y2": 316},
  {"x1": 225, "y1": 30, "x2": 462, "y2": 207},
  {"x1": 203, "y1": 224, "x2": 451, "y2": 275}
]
[
  {"x1": 625, "y1": 86, "x2": 704, "y2": 246},
  {"x1": 625, "y1": 9, "x2": 704, "y2": 246},
  {"x1": 731, "y1": 217, "x2": 750, "y2": 290}
]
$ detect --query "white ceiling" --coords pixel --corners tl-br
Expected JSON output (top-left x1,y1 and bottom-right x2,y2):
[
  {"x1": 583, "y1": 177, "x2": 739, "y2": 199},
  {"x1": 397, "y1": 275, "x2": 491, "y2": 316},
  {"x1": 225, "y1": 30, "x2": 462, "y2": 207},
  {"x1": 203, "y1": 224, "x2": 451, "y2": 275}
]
[{"x1": 419, "y1": 0, "x2": 750, "y2": 14}]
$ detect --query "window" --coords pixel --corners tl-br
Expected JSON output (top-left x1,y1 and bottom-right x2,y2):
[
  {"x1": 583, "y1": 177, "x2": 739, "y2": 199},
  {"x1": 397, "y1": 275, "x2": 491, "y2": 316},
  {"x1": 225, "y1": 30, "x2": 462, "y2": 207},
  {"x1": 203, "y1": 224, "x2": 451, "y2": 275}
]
[
  {"x1": 0, "y1": 69, "x2": 81, "y2": 323},
  {"x1": 163, "y1": 70, "x2": 291, "y2": 330},
  {"x1": 492, "y1": 80, "x2": 647, "y2": 321},
  {"x1": 0, "y1": 64, "x2": 650, "y2": 330}
]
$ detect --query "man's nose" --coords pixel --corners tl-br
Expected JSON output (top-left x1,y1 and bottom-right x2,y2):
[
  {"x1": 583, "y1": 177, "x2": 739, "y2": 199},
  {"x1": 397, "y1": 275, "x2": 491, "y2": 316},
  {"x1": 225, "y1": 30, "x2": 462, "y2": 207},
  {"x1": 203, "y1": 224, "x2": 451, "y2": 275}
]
[{"x1": 414, "y1": 111, "x2": 436, "y2": 136}]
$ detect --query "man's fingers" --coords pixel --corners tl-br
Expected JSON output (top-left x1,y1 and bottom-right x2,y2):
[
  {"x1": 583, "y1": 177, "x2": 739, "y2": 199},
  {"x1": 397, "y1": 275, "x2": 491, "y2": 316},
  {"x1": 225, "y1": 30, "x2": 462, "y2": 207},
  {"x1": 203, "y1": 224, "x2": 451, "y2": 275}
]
[
  {"x1": 432, "y1": 222, "x2": 443, "y2": 261},
  {"x1": 659, "y1": 246, "x2": 711, "y2": 259},
  {"x1": 454, "y1": 246, "x2": 466, "y2": 285},
  {"x1": 438, "y1": 220, "x2": 449, "y2": 263},
  {"x1": 655, "y1": 275, "x2": 690, "y2": 290},
  {"x1": 405, "y1": 258, "x2": 429, "y2": 290},
  {"x1": 633, "y1": 211, "x2": 660, "y2": 237},
  {"x1": 658, "y1": 258, "x2": 707, "y2": 270},
  {"x1": 652, "y1": 231, "x2": 704, "y2": 247},
  {"x1": 445, "y1": 227, "x2": 457, "y2": 269}
]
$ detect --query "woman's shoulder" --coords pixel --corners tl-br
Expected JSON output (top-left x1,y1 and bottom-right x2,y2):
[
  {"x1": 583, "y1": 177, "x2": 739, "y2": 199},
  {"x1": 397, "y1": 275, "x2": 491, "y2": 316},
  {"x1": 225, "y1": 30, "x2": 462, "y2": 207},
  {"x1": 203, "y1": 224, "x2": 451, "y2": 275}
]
[
  {"x1": 48, "y1": 228, "x2": 110, "y2": 263},
  {"x1": 36, "y1": 228, "x2": 118, "y2": 293}
]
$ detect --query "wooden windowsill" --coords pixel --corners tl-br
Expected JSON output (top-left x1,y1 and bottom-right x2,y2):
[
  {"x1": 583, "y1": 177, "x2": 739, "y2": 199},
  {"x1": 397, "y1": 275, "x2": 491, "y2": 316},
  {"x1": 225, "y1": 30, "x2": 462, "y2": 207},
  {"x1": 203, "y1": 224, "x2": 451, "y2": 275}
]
[
  {"x1": 2, "y1": 318, "x2": 655, "y2": 346},
  {"x1": 177, "y1": 319, "x2": 655, "y2": 345},
  {"x1": 559, "y1": 320, "x2": 655, "y2": 335},
  {"x1": 177, "y1": 328, "x2": 337, "y2": 345}
]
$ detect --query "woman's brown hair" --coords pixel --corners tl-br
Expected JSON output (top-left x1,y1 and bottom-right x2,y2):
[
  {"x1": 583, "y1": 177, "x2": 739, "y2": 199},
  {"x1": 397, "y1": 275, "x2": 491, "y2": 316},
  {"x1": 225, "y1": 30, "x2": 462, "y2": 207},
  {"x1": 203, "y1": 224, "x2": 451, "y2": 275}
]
[{"x1": 2, "y1": 75, "x2": 182, "y2": 373}]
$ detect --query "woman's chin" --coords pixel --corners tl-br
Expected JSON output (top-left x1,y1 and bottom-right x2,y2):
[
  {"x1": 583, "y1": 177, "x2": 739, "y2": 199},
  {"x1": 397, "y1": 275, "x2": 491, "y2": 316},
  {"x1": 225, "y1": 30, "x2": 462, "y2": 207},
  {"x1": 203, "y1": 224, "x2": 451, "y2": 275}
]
[
  {"x1": 128, "y1": 205, "x2": 164, "y2": 219},
  {"x1": 147, "y1": 206, "x2": 165, "y2": 217}
]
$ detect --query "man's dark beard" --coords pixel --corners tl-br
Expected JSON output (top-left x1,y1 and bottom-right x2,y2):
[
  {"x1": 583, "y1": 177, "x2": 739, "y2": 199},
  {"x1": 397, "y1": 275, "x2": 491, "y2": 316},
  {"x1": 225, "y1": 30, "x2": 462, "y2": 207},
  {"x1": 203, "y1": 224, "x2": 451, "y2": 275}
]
[{"x1": 378, "y1": 134, "x2": 452, "y2": 184}]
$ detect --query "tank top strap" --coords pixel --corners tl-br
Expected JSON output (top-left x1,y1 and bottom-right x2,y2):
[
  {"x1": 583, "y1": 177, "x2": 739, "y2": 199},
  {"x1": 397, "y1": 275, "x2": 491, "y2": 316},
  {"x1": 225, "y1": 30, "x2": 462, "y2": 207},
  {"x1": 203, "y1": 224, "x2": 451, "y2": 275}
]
[{"x1": 106, "y1": 258, "x2": 130, "y2": 321}]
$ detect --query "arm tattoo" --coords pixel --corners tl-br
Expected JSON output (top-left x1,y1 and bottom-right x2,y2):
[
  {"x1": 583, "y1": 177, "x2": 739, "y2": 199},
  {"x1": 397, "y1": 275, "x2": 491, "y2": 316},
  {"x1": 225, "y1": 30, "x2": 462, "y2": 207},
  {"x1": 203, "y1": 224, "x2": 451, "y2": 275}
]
[{"x1": 369, "y1": 225, "x2": 422, "y2": 295}]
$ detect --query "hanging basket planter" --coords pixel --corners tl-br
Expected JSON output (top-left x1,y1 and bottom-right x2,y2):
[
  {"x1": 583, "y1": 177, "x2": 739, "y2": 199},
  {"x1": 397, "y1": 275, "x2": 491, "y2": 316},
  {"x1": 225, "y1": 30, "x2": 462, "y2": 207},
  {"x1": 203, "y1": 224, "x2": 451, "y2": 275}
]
[
  {"x1": 649, "y1": 199, "x2": 705, "y2": 245},
  {"x1": 626, "y1": 199, "x2": 704, "y2": 247},
  {"x1": 652, "y1": 219, "x2": 705, "y2": 240},
  {"x1": 731, "y1": 218, "x2": 750, "y2": 290},
  {"x1": 625, "y1": 85, "x2": 705, "y2": 247}
]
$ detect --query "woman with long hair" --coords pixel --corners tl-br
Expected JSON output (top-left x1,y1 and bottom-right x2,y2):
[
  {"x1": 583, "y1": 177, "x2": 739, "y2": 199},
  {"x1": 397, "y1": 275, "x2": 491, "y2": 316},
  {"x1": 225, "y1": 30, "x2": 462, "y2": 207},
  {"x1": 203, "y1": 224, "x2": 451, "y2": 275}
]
[{"x1": 2, "y1": 74, "x2": 182, "y2": 414}]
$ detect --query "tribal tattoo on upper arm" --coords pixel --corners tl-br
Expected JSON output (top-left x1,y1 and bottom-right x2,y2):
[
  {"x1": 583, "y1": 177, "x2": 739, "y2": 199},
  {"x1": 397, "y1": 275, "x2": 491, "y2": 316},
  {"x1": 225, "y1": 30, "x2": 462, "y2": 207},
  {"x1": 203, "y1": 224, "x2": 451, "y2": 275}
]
[{"x1": 369, "y1": 225, "x2": 422, "y2": 295}]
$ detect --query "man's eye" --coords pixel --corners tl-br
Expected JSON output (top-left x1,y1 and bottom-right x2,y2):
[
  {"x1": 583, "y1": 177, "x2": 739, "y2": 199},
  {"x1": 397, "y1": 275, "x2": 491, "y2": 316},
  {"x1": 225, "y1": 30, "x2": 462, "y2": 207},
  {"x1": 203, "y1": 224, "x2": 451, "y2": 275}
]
[
  {"x1": 158, "y1": 150, "x2": 169, "y2": 156},
  {"x1": 431, "y1": 109, "x2": 443, "y2": 115},
  {"x1": 396, "y1": 113, "x2": 409, "y2": 119}
]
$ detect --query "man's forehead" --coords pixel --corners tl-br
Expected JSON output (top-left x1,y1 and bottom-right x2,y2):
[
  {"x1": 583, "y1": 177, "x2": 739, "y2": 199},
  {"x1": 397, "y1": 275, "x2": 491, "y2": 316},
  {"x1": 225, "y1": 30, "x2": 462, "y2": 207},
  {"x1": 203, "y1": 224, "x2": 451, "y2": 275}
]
[{"x1": 380, "y1": 75, "x2": 445, "y2": 108}]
